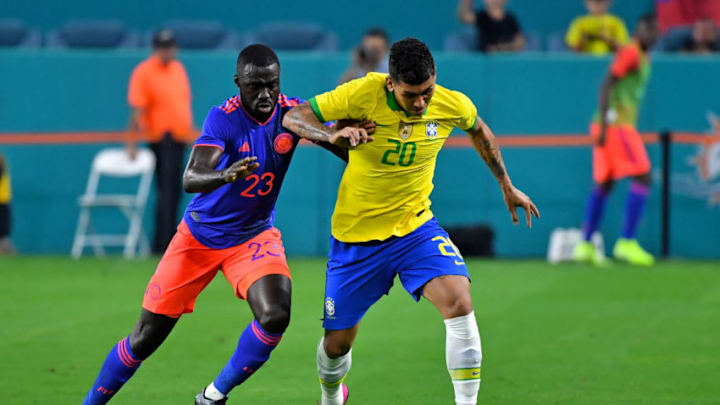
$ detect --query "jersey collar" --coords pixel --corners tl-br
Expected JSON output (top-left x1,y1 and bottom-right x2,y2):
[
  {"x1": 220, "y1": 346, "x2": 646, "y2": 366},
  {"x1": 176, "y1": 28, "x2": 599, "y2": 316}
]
[
  {"x1": 238, "y1": 96, "x2": 277, "y2": 126},
  {"x1": 385, "y1": 85, "x2": 428, "y2": 117}
]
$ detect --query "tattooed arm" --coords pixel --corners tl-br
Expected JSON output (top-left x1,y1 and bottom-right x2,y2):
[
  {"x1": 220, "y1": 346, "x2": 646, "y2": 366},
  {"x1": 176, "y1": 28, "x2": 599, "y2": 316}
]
[{"x1": 467, "y1": 116, "x2": 540, "y2": 227}]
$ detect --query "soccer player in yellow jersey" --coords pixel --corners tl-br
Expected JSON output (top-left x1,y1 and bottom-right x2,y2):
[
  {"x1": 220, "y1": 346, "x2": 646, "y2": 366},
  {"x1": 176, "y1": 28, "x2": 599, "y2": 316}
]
[{"x1": 283, "y1": 38, "x2": 539, "y2": 405}]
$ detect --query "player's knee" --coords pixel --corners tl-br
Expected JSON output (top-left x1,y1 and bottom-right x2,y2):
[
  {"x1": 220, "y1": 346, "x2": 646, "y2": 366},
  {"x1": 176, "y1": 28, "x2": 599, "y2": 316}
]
[
  {"x1": 634, "y1": 173, "x2": 652, "y2": 186},
  {"x1": 324, "y1": 337, "x2": 352, "y2": 358},
  {"x1": 257, "y1": 304, "x2": 290, "y2": 334},
  {"x1": 599, "y1": 180, "x2": 615, "y2": 192},
  {"x1": 129, "y1": 327, "x2": 161, "y2": 360},
  {"x1": 444, "y1": 294, "x2": 474, "y2": 319}
]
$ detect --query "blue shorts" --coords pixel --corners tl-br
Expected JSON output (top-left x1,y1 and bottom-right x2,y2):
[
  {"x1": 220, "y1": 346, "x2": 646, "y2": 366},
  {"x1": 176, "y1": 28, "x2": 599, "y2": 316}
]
[{"x1": 323, "y1": 217, "x2": 470, "y2": 330}]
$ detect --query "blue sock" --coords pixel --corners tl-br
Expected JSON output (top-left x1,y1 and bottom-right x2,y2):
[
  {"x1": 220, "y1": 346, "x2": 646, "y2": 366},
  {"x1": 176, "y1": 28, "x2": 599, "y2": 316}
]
[
  {"x1": 582, "y1": 186, "x2": 609, "y2": 241},
  {"x1": 622, "y1": 181, "x2": 649, "y2": 239},
  {"x1": 83, "y1": 336, "x2": 141, "y2": 405},
  {"x1": 213, "y1": 319, "x2": 283, "y2": 396}
]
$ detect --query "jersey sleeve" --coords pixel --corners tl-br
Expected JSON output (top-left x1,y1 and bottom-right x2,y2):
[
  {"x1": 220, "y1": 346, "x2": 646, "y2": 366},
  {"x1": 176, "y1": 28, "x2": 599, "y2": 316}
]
[
  {"x1": 127, "y1": 64, "x2": 148, "y2": 109},
  {"x1": 610, "y1": 45, "x2": 640, "y2": 78},
  {"x1": 195, "y1": 107, "x2": 230, "y2": 151},
  {"x1": 612, "y1": 17, "x2": 630, "y2": 47},
  {"x1": 308, "y1": 74, "x2": 377, "y2": 122},
  {"x1": 452, "y1": 91, "x2": 479, "y2": 131},
  {"x1": 565, "y1": 18, "x2": 583, "y2": 49}
]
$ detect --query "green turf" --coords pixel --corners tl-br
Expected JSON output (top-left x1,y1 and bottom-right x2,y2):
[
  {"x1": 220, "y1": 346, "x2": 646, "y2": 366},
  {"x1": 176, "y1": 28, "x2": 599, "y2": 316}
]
[{"x1": 1, "y1": 257, "x2": 719, "y2": 404}]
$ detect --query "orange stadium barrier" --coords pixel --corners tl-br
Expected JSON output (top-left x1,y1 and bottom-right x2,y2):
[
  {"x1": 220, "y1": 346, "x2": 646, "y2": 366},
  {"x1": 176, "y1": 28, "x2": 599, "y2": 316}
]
[{"x1": 0, "y1": 131, "x2": 716, "y2": 146}]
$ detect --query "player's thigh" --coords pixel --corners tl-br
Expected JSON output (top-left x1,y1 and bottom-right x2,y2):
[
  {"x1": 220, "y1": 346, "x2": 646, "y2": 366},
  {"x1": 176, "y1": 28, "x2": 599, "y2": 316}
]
[
  {"x1": 142, "y1": 221, "x2": 225, "y2": 317},
  {"x1": 221, "y1": 227, "x2": 291, "y2": 300},
  {"x1": 323, "y1": 238, "x2": 396, "y2": 331},
  {"x1": 615, "y1": 125, "x2": 651, "y2": 178},
  {"x1": 394, "y1": 218, "x2": 471, "y2": 305},
  {"x1": 591, "y1": 123, "x2": 614, "y2": 184}
]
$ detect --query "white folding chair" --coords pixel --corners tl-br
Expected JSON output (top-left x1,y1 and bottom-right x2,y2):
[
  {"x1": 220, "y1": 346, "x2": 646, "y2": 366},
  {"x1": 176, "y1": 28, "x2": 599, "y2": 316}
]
[{"x1": 72, "y1": 148, "x2": 155, "y2": 259}]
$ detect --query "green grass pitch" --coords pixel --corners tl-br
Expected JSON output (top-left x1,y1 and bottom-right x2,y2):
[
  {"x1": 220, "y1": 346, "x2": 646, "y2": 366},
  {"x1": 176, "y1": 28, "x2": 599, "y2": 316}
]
[{"x1": 1, "y1": 257, "x2": 719, "y2": 404}]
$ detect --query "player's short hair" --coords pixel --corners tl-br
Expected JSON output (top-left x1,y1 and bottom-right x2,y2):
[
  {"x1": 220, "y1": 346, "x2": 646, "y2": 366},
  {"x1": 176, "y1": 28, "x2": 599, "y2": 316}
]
[
  {"x1": 389, "y1": 38, "x2": 435, "y2": 86},
  {"x1": 638, "y1": 13, "x2": 657, "y2": 27},
  {"x1": 237, "y1": 44, "x2": 280, "y2": 69}
]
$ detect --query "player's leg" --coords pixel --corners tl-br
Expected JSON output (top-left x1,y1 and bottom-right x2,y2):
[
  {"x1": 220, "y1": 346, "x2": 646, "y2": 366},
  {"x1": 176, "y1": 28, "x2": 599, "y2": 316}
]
[
  {"x1": 84, "y1": 221, "x2": 222, "y2": 404},
  {"x1": 394, "y1": 218, "x2": 480, "y2": 405},
  {"x1": 423, "y1": 275, "x2": 482, "y2": 405},
  {"x1": 83, "y1": 310, "x2": 179, "y2": 405},
  {"x1": 317, "y1": 237, "x2": 394, "y2": 405},
  {"x1": 198, "y1": 228, "x2": 294, "y2": 403},
  {"x1": 317, "y1": 326, "x2": 359, "y2": 405},
  {"x1": 612, "y1": 126, "x2": 654, "y2": 265},
  {"x1": 576, "y1": 124, "x2": 615, "y2": 264},
  {"x1": 200, "y1": 274, "x2": 292, "y2": 402}
]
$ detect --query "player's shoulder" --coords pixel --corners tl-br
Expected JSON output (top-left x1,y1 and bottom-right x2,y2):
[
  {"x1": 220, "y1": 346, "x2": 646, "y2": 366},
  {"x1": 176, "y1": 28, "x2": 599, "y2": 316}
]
[
  {"x1": 278, "y1": 93, "x2": 303, "y2": 110},
  {"x1": 433, "y1": 84, "x2": 475, "y2": 112},
  {"x1": 342, "y1": 72, "x2": 387, "y2": 95},
  {"x1": 606, "y1": 14, "x2": 627, "y2": 26}
]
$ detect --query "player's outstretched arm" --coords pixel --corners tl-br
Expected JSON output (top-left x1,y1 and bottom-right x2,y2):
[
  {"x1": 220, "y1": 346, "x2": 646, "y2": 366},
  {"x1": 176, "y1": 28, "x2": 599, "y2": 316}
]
[
  {"x1": 597, "y1": 73, "x2": 620, "y2": 146},
  {"x1": 283, "y1": 102, "x2": 373, "y2": 148},
  {"x1": 466, "y1": 116, "x2": 540, "y2": 227},
  {"x1": 182, "y1": 146, "x2": 259, "y2": 194}
]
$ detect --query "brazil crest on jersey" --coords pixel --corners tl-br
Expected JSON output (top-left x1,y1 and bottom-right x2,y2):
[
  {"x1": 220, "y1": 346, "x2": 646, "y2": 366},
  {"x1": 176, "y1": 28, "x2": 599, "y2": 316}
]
[
  {"x1": 308, "y1": 72, "x2": 478, "y2": 243},
  {"x1": 184, "y1": 94, "x2": 302, "y2": 249}
]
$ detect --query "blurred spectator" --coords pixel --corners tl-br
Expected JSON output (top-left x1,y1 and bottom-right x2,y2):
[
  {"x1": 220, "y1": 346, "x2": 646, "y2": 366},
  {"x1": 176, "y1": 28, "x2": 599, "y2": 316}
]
[
  {"x1": 338, "y1": 28, "x2": 389, "y2": 84},
  {"x1": 682, "y1": 17, "x2": 719, "y2": 53},
  {"x1": 457, "y1": 0, "x2": 525, "y2": 52},
  {"x1": 127, "y1": 30, "x2": 194, "y2": 254},
  {"x1": 0, "y1": 153, "x2": 15, "y2": 255},
  {"x1": 566, "y1": 0, "x2": 629, "y2": 54},
  {"x1": 656, "y1": 0, "x2": 720, "y2": 34}
]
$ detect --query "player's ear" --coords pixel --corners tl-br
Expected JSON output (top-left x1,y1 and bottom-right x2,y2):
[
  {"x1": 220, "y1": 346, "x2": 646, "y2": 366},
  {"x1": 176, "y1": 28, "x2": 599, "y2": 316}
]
[
  {"x1": 233, "y1": 73, "x2": 240, "y2": 87},
  {"x1": 386, "y1": 76, "x2": 394, "y2": 92}
]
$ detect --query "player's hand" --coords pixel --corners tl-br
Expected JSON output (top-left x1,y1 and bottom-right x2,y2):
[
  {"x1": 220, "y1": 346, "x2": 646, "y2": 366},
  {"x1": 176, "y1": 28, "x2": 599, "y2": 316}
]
[
  {"x1": 502, "y1": 185, "x2": 540, "y2": 228},
  {"x1": 596, "y1": 126, "x2": 607, "y2": 147},
  {"x1": 329, "y1": 127, "x2": 374, "y2": 148},
  {"x1": 335, "y1": 119, "x2": 377, "y2": 135},
  {"x1": 222, "y1": 156, "x2": 259, "y2": 183}
]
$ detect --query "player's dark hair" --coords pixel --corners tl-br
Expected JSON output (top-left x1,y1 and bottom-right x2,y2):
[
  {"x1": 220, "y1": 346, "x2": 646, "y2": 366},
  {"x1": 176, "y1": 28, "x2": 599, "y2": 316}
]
[
  {"x1": 365, "y1": 27, "x2": 389, "y2": 45},
  {"x1": 389, "y1": 38, "x2": 435, "y2": 86},
  {"x1": 638, "y1": 13, "x2": 657, "y2": 27},
  {"x1": 237, "y1": 44, "x2": 280, "y2": 69}
]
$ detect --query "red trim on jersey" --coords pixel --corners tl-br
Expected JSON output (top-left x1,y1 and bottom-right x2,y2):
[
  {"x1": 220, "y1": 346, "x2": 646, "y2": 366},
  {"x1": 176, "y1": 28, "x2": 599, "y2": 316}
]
[{"x1": 239, "y1": 98, "x2": 277, "y2": 126}]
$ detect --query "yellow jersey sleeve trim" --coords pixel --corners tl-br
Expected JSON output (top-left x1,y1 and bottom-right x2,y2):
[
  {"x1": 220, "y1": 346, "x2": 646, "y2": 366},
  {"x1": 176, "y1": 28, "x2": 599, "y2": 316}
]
[
  {"x1": 464, "y1": 116, "x2": 478, "y2": 132},
  {"x1": 308, "y1": 97, "x2": 326, "y2": 123}
]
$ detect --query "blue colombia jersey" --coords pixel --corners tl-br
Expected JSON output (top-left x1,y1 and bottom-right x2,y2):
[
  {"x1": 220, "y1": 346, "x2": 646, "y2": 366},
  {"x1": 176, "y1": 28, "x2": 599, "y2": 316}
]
[{"x1": 184, "y1": 93, "x2": 302, "y2": 249}]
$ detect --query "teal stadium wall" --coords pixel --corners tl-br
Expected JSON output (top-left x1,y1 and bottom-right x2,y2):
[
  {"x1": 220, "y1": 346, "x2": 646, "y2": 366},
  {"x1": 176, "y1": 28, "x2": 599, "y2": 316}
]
[
  {"x1": 1, "y1": 0, "x2": 654, "y2": 50},
  {"x1": 1, "y1": 50, "x2": 719, "y2": 257}
]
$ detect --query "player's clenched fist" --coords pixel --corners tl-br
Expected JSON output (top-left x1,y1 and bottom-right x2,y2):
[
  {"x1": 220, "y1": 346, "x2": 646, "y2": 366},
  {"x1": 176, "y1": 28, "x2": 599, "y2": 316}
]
[
  {"x1": 329, "y1": 126, "x2": 374, "y2": 148},
  {"x1": 222, "y1": 156, "x2": 260, "y2": 183}
]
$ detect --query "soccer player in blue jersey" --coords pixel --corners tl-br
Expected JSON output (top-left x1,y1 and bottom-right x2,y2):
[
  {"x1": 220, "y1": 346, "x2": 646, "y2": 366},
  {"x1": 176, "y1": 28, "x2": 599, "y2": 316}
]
[{"x1": 82, "y1": 44, "x2": 371, "y2": 405}]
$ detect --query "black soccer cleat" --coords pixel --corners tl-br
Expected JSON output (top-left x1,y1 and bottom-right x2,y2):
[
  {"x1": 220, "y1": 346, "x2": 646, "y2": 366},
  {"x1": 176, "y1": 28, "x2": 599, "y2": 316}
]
[{"x1": 194, "y1": 390, "x2": 227, "y2": 405}]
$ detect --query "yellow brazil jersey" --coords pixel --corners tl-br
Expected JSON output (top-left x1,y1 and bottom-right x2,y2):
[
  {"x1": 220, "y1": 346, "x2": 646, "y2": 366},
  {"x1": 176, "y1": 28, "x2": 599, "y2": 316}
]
[
  {"x1": 0, "y1": 157, "x2": 10, "y2": 204},
  {"x1": 309, "y1": 72, "x2": 477, "y2": 243},
  {"x1": 565, "y1": 14, "x2": 629, "y2": 54}
]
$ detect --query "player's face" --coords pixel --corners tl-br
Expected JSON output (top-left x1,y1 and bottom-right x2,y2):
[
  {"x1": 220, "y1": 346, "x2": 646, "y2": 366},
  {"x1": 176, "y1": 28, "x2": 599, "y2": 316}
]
[
  {"x1": 637, "y1": 20, "x2": 659, "y2": 49},
  {"x1": 154, "y1": 46, "x2": 177, "y2": 65},
  {"x1": 235, "y1": 63, "x2": 281, "y2": 118},
  {"x1": 586, "y1": 0, "x2": 610, "y2": 15},
  {"x1": 387, "y1": 74, "x2": 437, "y2": 117}
]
